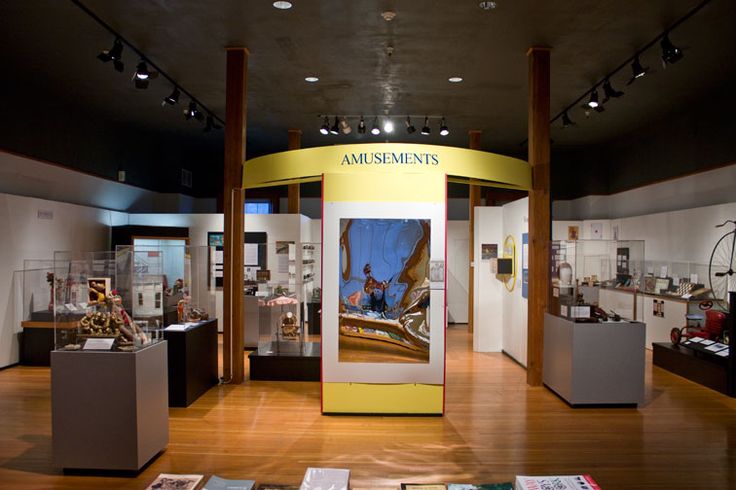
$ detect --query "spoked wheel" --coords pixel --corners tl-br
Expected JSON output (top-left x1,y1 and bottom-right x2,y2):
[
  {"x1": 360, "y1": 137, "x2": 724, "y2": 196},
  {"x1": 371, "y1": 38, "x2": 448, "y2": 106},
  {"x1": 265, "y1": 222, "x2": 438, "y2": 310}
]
[
  {"x1": 708, "y1": 230, "x2": 735, "y2": 308},
  {"x1": 670, "y1": 327, "x2": 682, "y2": 345}
]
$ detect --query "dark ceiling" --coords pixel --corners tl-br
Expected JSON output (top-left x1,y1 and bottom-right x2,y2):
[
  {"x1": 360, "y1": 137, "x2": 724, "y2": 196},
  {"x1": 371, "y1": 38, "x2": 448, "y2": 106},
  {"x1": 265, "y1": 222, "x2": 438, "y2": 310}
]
[{"x1": 1, "y1": 0, "x2": 735, "y2": 199}]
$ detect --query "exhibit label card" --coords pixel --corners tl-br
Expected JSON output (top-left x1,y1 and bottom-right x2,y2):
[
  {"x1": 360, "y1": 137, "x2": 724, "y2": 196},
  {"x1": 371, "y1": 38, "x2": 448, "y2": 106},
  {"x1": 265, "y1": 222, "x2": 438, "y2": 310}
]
[
  {"x1": 82, "y1": 338, "x2": 115, "y2": 350},
  {"x1": 301, "y1": 468, "x2": 350, "y2": 490}
]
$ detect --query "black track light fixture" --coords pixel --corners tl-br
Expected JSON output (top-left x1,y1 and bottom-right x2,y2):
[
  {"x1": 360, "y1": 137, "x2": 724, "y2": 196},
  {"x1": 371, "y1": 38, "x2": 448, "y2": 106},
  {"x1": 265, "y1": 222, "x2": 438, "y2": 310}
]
[
  {"x1": 421, "y1": 117, "x2": 431, "y2": 136},
  {"x1": 330, "y1": 116, "x2": 340, "y2": 135},
  {"x1": 660, "y1": 33, "x2": 684, "y2": 66},
  {"x1": 184, "y1": 101, "x2": 203, "y2": 121},
  {"x1": 602, "y1": 79, "x2": 624, "y2": 103},
  {"x1": 627, "y1": 56, "x2": 649, "y2": 85},
  {"x1": 97, "y1": 38, "x2": 124, "y2": 72},
  {"x1": 162, "y1": 86, "x2": 181, "y2": 106},
  {"x1": 561, "y1": 111, "x2": 576, "y2": 128},
  {"x1": 405, "y1": 116, "x2": 416, "y2": 134},
  {"x1": 371, "y1": 117, "x2": 381, "y2": 135},
  {"x1": 357, "y1": 116, "x2": 366, "y2": 134},
  {"x1": 586, "y1": 88, "x2": 600, "y2": 108},
  {"x1": 439, "y1": 117, "x2": 449, "y2": 136},
  {"x1": 204, "y1": 114, "x2": 222, "y2": 132},
  {"x1": 320, "y1": 116, "x2": 330, "y2": 135},
  {"x1": 133, "y1": 60, "x2": 158, "y2": 89}
]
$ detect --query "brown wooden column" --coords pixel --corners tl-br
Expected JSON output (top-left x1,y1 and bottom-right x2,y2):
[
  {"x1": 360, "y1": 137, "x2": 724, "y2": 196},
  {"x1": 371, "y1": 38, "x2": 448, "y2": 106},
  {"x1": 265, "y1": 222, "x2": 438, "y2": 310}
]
[
  {"x1": 526, "y1": 47, "x2": 551, "y2": 386},
  {"x1": 223, "y1": 47, "x2": 248, "y2": 384},
  {"x1": 467, "y1": 130, "x2": 482, "y2": 333},
  {"x1": 287, "y1": 129, "x2": 301, "y2": 214}
]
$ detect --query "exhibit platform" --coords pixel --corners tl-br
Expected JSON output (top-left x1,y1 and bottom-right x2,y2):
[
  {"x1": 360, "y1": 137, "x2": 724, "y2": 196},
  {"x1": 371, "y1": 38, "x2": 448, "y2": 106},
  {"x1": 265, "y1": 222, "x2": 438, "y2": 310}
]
[
  {"x1": 653, "y1": 342, "x2": 734, "y2": 397},
  {"x1": 163, "y1": 319, "x2": 219, "y2": 407},
  {"x1": 248, "y1": 341, "x2": 320, "y2": 381}
]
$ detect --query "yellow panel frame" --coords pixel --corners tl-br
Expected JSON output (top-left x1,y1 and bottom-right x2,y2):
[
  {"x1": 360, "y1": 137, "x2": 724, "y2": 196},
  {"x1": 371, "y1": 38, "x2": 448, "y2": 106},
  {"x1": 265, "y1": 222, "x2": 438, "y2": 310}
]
[{"x1": 323, "y1": 383, "x2": 444, "y2": 414}]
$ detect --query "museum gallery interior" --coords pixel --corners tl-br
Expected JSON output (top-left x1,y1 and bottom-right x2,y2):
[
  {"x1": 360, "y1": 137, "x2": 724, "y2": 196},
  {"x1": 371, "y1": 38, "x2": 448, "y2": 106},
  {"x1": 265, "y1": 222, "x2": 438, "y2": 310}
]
[{"x1": 0, "y1": 1, "x2": 735, "y2": 489}]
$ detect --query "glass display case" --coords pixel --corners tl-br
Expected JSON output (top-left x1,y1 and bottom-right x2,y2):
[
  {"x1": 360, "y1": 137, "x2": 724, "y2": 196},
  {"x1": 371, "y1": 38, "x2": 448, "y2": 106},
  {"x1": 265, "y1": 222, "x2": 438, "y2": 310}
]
[
  {"x1": 21, "y1": 259, "x2": 56, "y2": 324},
  {"x1": 639, "y1": 260, "x2": 709, "y2": 298},
  {"x1": 53, "y1": 250, "x2": 164, "y2": 352},
  {"x1": 256, "y1": 280, "x2": 305, "y2": 355},
  {"x1": 549, "y1": 239, "x2": 645, "y2": 319},
  {"x1": 117, "y1": 244, "x2": 217, "y2": 327}
]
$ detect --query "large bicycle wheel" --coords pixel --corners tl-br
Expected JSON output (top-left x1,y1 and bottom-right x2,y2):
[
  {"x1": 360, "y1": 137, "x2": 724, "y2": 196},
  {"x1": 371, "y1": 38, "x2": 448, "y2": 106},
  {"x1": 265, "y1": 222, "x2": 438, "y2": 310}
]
[{"x1": 709, "y1": 230, "x2": 735, "y2": 304}]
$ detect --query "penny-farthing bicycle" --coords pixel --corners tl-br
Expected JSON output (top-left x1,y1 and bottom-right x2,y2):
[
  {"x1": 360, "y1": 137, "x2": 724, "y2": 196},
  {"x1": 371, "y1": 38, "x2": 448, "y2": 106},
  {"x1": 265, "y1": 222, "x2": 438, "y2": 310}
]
[{"x1": 709, "y1": 219, "x2": 736, "y2": 309}]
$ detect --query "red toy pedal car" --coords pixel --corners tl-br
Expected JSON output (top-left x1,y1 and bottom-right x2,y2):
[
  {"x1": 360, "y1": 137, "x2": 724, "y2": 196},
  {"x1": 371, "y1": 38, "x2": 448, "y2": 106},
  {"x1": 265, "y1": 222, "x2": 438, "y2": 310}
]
[{"x1": 671, "y1": 306, "x2": 726, "y2": 345}]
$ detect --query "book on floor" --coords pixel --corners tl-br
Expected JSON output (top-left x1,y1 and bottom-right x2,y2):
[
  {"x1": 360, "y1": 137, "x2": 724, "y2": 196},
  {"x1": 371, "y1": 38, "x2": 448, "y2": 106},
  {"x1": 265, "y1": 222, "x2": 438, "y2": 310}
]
[
  {"x1": 448, "y1": 483, "x2": 514, "y2": 490},
  {"x1": 400, "y1": 484, "x2": 447, "y2": 490},
  {"x1": 515, "y1": 475, "x2": 600, "y2": 490},
  {"x1": 257, "y1": 485, "x2": 299, "y2": 490},
  {"x1": 146, "y1": 473, "x2": 204, "y2": 490},
  {"x1": 203, "y1": 475, "x2": 256, "y2": 490},
  {"x1": 300, "y1": 468, "x2": 350, "y2": 490}
]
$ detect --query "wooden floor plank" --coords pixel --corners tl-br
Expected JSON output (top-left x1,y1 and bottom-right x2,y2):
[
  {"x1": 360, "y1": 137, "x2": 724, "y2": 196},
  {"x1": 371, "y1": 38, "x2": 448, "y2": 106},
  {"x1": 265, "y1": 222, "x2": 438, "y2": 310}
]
[{"x1": 0, "y1": 325, "x2": 734, "y2": 489}]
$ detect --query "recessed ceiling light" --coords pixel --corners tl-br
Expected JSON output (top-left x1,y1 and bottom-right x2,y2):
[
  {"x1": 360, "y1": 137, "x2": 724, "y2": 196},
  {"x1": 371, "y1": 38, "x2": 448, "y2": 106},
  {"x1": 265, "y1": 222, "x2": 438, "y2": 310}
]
[
  {"x1": 448, "y1": 76, "x2": 463, "y2": 83},
  {"x1": 273, "y1": 1, "x2": 292, "y2": 10},
  {"x1": 479, "y1": 1, "x2": 497, "y2": 9},
  {"x1": 304, "y1": 76, "x2": 319, "y2": 83}
]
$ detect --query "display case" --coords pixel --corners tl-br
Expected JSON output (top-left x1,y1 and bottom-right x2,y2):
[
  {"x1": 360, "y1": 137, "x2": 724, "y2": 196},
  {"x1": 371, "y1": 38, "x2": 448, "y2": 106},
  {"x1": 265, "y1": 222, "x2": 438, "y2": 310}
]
[
  {"x1": 257, "y1": 281, "x2": 304, "y2": 355},
  {"x1": 18, "y1": 260, "x2": 58, "y2": 365},
  {"x1": 117, "y1": 244, "x2": 217, "y2": 327},
  {"x1": 53, "y1": 250, "x2": 164, "y2": 352},
  {"x1": 639, "y1": 260, "x2": 709, "y2": 298},
  {"x1": 549, "y1": 239, "x2": 645, "y2": 320}
]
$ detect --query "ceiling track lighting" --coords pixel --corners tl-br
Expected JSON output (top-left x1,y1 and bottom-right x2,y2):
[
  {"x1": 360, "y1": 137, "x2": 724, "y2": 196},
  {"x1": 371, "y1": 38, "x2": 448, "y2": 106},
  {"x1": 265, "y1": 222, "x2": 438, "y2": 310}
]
[
  {"x1": 546, "y1": 0, "x2": 708, "y2": 135},
  {"x1": 318, "y1": 115, "x2": 449, "y2": 137},
  {"x1": 602, "y1": 79, "x2": 624, "y2": 103},
  {"x1": 97, "y1": 37, "x2": 124, "y2": 72},
  {"x1": 319, "y1": 116, "x2": 330, "y2": 135},
  {"x1": 371, "y1": 117, "x2": 381, "y2": 136},
  {"x1": 421, "y1": 117, "x2": 431, "y2": 135},
  {"x1": 561, "y1": 111, "x2": 575, "y2": 128},
  {"x1": 184, "y1": 101, "x2": 203, "y2": 122},
  {"x1": 133, "y1": 60, "x2": 158, "y2": 89},
  {"x1": 405, "y1": 117, "x2": 416, "y2": 134},
  {"x1": 72, "y1": 0, "x2": 223, "y2": 129},
  {"x1": 383, "y1": 118, "x2": 394, "y2": 134},
  {"x1": 162, "y1": 87, "x2": 181, "y2": 106},
  {"x1": 627, "y1": 56, "x2": 649, "y2": 85},
  {"x1": 330, "y1": 116, "x2": 340, "y2": 135},
  {"x1": 660, "y1": 33, "x2": 684, "y2": 66},
  {"x1": 439, "y1": 118, "x2": 449, "y2": 136}
]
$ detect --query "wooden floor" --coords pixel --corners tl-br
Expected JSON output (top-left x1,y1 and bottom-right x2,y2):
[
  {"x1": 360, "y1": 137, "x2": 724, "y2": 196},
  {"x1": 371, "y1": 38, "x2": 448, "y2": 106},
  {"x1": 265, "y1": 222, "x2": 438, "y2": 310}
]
[{"x1": 1, "y1": 325, "x2": 735, "y2": 489}]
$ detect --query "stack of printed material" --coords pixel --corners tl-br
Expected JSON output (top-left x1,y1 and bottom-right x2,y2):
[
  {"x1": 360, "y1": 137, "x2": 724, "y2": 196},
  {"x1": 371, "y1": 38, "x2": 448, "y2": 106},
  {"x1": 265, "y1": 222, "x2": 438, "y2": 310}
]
[
  {"x1": 300, "y1": 467, "x2": 350, "y2": 490},
  {"x1": 515, "y1": 475, "x2": 600, "y2": 490}
]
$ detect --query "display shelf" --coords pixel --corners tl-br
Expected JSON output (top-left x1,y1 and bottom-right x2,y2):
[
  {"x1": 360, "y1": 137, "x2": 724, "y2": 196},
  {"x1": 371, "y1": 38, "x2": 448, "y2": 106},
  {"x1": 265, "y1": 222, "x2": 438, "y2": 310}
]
[
  {"x1": 652, "y1": 291, "x2": 734, "y2": 396},
  {"x1": 249, "y1": 341, "x2": 320, "y2": 381},
  {"x1": 163, "y1": 319, "x2": 218, "y2": 407}
]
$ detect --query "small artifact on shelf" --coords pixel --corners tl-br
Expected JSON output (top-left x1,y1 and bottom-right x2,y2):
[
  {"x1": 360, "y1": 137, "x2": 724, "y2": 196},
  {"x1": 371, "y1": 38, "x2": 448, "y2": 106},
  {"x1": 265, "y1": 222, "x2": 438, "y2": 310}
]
[
  {"x1": 280, "y1": 311, "x2": 299, "y2": 339},
  {"x1": 188, "y1": 307, "x2": 209, "y2": 321}
]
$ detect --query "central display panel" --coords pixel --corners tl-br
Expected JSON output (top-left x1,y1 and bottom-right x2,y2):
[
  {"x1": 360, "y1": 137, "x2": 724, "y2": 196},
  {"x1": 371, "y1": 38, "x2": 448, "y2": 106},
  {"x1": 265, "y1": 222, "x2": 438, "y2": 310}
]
[{"x1": 338, "y1": 218, "x2": 430, "y2": 364}]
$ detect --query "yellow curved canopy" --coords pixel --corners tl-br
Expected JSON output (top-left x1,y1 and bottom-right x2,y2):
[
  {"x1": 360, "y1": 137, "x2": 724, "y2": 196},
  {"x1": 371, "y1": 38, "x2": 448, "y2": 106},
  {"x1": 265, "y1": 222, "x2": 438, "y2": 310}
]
[{"x1": 242, "y1": 143, "x2": 530, "y2": 191}]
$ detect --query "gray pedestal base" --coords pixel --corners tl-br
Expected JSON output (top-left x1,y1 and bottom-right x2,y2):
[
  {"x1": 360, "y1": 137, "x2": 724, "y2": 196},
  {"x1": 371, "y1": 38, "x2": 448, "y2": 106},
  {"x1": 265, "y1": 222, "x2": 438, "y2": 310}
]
[
  {"x1": 543, "y1": 313, "x2": 645, "y2": 406},
  {"x1": 51, "y1": 341, "x2": 169, "y2": 471}
]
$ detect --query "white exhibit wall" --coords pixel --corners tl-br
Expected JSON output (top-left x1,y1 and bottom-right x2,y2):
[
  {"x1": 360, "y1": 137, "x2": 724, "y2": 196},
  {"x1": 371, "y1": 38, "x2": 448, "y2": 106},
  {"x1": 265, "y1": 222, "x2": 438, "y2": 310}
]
[
  {"x1": 501, "y1": 197, "x2": 529, "y2": 366},
  {"x1": 552, "y1": 201, "x2": 736, "y2": 267},
  {"x1": 0, "y1": 192, "x2": 116, "y2": 367},
  {"x1": 552, "y1": 162, "x2": 736, "y2": 221},
  {"x1": 472, "y1": 207, "x2": 504, "y2": 352},
  {"x1": 446, "y1": 221, "x2": 469, "y2": 324}
]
